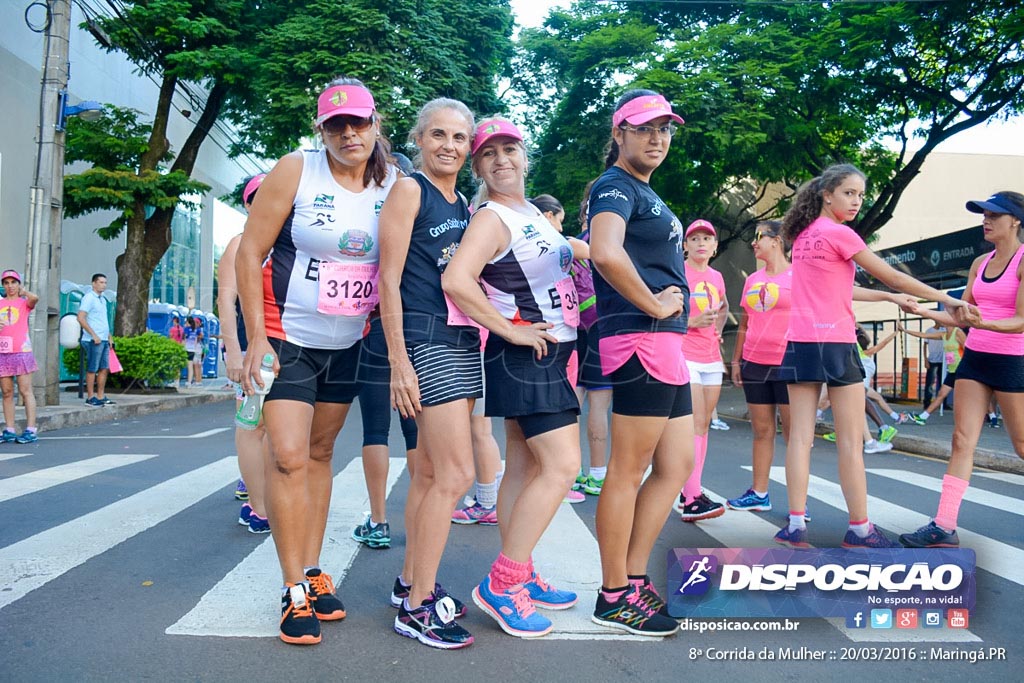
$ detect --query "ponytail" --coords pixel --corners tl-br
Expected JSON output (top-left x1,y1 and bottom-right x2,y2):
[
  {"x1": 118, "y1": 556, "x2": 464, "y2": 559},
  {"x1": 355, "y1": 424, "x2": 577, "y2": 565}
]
[{"x1": 781, "y1": 164, "x2": 865, "y2": 243}]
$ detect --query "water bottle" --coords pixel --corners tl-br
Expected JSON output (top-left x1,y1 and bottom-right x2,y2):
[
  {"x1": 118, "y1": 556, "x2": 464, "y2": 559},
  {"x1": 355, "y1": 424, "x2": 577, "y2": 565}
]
[{"x1": 235, "y1": 353, "x2": 276, "y2": 430}]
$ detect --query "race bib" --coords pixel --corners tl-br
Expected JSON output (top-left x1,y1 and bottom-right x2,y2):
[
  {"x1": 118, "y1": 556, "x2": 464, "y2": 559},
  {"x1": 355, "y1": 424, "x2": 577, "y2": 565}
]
[
  {"x1": 945, "y1": 352, "x2": 957, "y2": 366},
  {"x1": 555, "y1": 277, "x2": 579, "y2": 327},
  {"x1": 0, "y1": 336, "x2": 11, "y2": 353},
  {"x1": 317, "y1": 262, "x2": 380, "y2": 316}
]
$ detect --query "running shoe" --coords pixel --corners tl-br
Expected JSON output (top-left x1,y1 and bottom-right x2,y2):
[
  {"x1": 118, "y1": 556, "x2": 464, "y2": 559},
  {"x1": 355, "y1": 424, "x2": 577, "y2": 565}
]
[
  {"x1": 524, "y1": 571, "x2": 578, "y2": 610},
  {"x1": 99, "y1": 397, "x2": 116, "y2": 405},
  {"x1": 591, "y1": 586, "x2": 679, "y2": 637},
  {"x1": 573, "y1": 471, "x2": 588, "y2": 491},
  {"x1": 989, "y1": 414, "x2": 1001, "y2": 428},
  {"x1": 678, "y1": 493, "x2": 725, "y2": 522},
  {"x1": 842, "y1": 525, "x2": 898, "y2": 549},
  {"x1": 899, "y1": 521, "x2": 960, "y2": 548},
  {"x1": 563, "y1": 489, "x2": 586, "y2": 504},
  {"x1": 280, "y1": 583, "x2": 320, "y2": 645},
  {"x1": 248, "y1": 512, "x2": 270, "y2": 534},
  {"x1": 234, "y1": 479, "x2": 248, "y2": 501},
  {"x1": 629, "y1": 575, "x2": 676, "y2": 620},
  {"x1": 394, "y1": 596, "x2": 474, "y2": 649},
  {"x1": 709, "y1": 418, "x2": 730, "y2": 431},
  {"x1": 878, "y1": 425, "x2": 898, "y2": 443},
  {"x1": 451, "y1": 502, "x2": 498, "y2": 525},
  {"x1": 582, "y1": 475, "x2": 604, "y2": 495},
  {"x1": 894, "y1": 412, "x2": 912, "y2": 425},
  {"x1": 726, "y1": 489, "x2": 771, "y2": 512},
  {"x1": 773, "y1": 526, "x2": 810, "y2": 549},
  {"x1": 238, "y1": 503, "x2": 253, "y2": 526},
  {"x1": 472, "y1": 576, "x2": 553, "y2": 638},
  {"x1": 864, "y1": 439, "x2": 893, "y2": 454},
  {"x1": 85, "y1": 397, "x2": 102, "y2": 407},
  {"x1": 389, "y1": 577, "x2": 467, "y2": 618},
  {"x1": 352, "y1": 513, "x2": 391, "y2": 548},
  {"x1": 910, "y1": 413, "x2": 929, "y2": 426},
  {"x1": 305, "y1": 568, "x2": 346, "y2": 621},
  {"x1": 15, "y1": 429, "x2": 38, "y2": 444},
  {"x1": 822, "y1": 432, "x2": 836, "y2": 442},
  {"x1": 2, "y1": 429, "x2": 18, "y2": 443}
]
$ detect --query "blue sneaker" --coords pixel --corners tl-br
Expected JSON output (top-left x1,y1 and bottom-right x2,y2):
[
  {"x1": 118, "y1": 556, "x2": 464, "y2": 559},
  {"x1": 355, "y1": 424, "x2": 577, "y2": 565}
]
[
  {"x1": 85, "y1": 397, "x2": 102, "y2": 407},
  {"x1": 726, "y1": 489, "x2": 771, "y2": 511},
  {"x1": 15, "y1": 429, "x2": 38, "y2": 444},
  {"x1": 352, "y1": 513, "x2": 391, "y2": 548},
  {"x1": 524, "y1": 572, "x2": 577, "y2": 610},
  {"x1": 1, "y1": 429, "x2": 17, "y2": 443},
  {"x1": 899, "y1": 522, "x2": 959, "y2": 548},
  {"x1": 238, "y1": 503, "x2": 253, "y2": 526},
  {"x1": 842, "y1": 525, "x2": 898, "y2": 548},
  {"x1": 773, "y1": 526, "x2": 810, "y2": 549},
  {"x1": 472, "y1": 576, "x2": 552, "y2": 638},
  {"x1": 248, "y1": 512, "x2": 271, "y2": 534}
]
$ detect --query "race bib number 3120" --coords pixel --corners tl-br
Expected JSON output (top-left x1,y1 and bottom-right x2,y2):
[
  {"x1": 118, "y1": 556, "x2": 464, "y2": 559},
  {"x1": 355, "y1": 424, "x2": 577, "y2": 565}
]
[{"x1": 317, "y1": 262, "x2": 380, "y2": 316}]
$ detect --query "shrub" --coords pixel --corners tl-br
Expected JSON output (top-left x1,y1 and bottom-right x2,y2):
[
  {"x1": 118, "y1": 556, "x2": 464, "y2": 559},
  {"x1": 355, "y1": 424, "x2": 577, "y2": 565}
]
[{"x1": 62, "y1": 332, "x2": 188, "y2": 389}]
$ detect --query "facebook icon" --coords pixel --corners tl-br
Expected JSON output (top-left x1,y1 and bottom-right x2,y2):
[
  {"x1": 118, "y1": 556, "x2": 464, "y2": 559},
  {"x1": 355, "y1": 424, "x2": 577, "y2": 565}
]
[{"x1": 846, "y1": 611, "x2": 866, "y2": 629}]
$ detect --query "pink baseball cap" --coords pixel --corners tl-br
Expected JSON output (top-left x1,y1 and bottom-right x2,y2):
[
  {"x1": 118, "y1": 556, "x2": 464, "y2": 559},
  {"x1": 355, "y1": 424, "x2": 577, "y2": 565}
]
[
  {"x1": 685, "y1": 219, "x2": 716, "y2": 238},
  {"x1": 1, "y1": 269, "x2": 21, "y2": 282},
  {"x1": 612, "y1": 94, "x2": 685, "y2": 128},
  {"x1": 472, "y1": 118, "x2": 524, "y2": 155},
  {"x1": 242, "y1": 173, "x2": 266, "y2": 205},
  {"x1": 316, "y1": 84, "x2": 376, "y2": 125}
]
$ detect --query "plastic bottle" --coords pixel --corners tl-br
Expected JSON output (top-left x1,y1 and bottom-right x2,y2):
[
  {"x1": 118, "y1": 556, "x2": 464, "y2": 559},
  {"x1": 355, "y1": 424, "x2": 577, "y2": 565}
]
[{"x1": 235, "y1": 353, "x2": 276, "y2": 430}]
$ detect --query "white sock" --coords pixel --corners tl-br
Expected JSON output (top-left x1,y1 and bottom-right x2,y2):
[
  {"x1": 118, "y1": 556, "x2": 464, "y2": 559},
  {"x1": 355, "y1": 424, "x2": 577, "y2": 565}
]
[
  {"x1": 849, "y1": 520, "x2": 872, "y2": 538},
  {"x1": 788, "y1": 513, "x2": 807, "y2": 531},
  {"x1": 920, "y1": 411, "x2": 930, "y2": 419},
  {"x1": 815, "y1": 409, "x2": 823, "y2": 420},
  {"x1": 476, "y1": 479, "x2": 498, "y2": 508},
  {"x1": 589, "y1": 466, "x2": 607, "y2": 480},
  {"x1": 754, "y1": 489, "x2": 768, "y2": 498},
  {"x1": 889, "y1": 411, "x2": 899, "y2": 421},
  {"x1": 989, "y1": 412, "x2": 997, "y2": 420}
]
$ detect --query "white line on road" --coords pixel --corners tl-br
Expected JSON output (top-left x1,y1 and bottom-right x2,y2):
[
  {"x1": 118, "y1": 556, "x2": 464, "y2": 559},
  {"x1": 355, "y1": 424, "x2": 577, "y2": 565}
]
[
  {"x1": 0, "y1": 454, "x2": 158, "y2": 503},
  {"x1": 867, "y1": 469, "x2": 1024, "y2": 517},
  {"x1": 0, "y1": 453, "x2": 32, "y2": 463},
  {"x1": 166, "y1": 457, "x2": 407, "y2": 637},
  {"x1": 44, "y1": 427, "x2": 231, "y2": 440},
  {"x1": 0, "y1": 457, "x2": 239, "y2": 612},
  {"x1": 974, "y1": 471, "x2": 1024, "y2": 486}
]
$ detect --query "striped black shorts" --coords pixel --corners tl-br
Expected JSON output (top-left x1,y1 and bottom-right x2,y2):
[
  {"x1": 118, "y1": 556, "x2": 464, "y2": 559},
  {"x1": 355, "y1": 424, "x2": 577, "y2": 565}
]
[{"x1": 407, "y1": 342, "x2": 484, "y2": 407}]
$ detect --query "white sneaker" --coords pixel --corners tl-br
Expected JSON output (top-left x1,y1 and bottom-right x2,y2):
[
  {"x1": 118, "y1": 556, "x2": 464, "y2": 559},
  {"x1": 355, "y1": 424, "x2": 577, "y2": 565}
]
[
  {"x1": 710, "y1": 418, "x2": 730, "y2": 431},
  {"x1": 864, "y1": 439, "x2": 893, "y2": 454}
]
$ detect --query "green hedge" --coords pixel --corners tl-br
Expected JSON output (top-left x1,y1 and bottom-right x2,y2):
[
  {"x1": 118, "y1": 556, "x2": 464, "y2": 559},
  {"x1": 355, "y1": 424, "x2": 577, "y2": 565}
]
[{"x1": 63, "y1": 332, "x2": 188, "y2": 389}]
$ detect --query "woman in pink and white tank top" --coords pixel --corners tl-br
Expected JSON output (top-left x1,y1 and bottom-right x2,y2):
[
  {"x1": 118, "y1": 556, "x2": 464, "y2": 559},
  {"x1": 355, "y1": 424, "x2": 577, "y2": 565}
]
[{"x1": 900, "y1": 190, "x2": 1024, "y2": 549}]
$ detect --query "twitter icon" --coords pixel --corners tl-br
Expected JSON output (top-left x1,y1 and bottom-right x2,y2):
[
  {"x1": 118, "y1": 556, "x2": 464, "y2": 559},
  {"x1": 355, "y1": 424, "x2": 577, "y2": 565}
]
[{"x1": 871, "y1": 609, "x2": 893, "y2": 629}]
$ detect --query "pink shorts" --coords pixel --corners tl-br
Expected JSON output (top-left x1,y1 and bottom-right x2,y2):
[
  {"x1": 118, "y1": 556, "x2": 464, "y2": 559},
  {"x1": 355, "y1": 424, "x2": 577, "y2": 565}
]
[{"x1": 0, "y1": 352, "x2": 38, "y2": 378}]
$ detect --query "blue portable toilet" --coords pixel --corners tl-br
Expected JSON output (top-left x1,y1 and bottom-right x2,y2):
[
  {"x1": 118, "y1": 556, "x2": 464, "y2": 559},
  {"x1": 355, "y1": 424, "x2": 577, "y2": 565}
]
[
  {"x1": 203, "y1": 313, "x2": 220, "y2": 378},
  {"x1": 147, "y1": 303, "x2": 175, "y2": 337}
]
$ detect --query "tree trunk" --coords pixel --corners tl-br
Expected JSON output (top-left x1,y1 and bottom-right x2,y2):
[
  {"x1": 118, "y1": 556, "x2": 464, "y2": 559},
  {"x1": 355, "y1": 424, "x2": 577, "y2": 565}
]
[{"x1": 114, "y1": 205, "x2": 173, "y2": 336}]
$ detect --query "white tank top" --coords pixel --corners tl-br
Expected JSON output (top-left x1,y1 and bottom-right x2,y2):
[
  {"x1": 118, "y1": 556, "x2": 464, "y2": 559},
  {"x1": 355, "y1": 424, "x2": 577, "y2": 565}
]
[
  {"x1": 477, "y1": 200, "x2": 577, "y2": 343},
  {"x1": 262, "y1": 149, "x2": 397, "y2": 349}
]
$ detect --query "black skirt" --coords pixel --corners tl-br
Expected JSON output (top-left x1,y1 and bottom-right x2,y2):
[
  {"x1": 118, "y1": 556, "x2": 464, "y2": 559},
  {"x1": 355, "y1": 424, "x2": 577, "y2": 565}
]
[{"x1": 483, "y1": 336, "x2": 580, "y2": 418}]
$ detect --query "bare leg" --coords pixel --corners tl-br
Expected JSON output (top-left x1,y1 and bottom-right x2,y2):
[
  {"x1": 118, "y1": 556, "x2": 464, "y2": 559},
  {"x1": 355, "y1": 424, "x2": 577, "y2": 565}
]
[
  {"x1": 748, "y1": 403, "x2": 778, "y2": 492},
  {"x1": 303, "y1": 402, "x2": 350, "y2": 568},
  {"x1": 235, "y1": 402, "x2": 267, "y2": 516},
  {"x1": 829, "y1": 383, "x2": 870, "y2": 521},
  {"x1": 784, "y1": 383, "x2": 821, "y2": 515},
  {"x1": 16, "y1": 374, "x2": 36, "y2": 429},
  {"x1": 0, "y1": 377, "x2": 15, "y2": 428}
]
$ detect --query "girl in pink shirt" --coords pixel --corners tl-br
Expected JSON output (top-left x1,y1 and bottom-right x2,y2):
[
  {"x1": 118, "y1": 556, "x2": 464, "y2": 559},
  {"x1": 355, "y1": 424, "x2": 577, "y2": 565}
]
[
  {"x1": 0, "y1": 270, "x2": 39, "y2": 444},
  {"x1": 776, "y1": 164, "x2": 963, "y2": 550},
  {"x1": 677, "y1": 219, "x2": 729, "y2": 522},
  {"x1": 900, "y1": 190, "x2": 1024, "y2": 548}
]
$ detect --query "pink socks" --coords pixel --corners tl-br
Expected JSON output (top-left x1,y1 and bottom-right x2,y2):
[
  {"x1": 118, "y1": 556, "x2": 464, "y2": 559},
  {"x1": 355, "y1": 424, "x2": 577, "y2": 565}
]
[
  {"x1": 489, "y1": 552, "x2": 530, "y2": 592},
  {"x1": 934, "y1": 474, "x2": 969, "y2": 532},
  {"x1": 682, "y1": 433, "x2": 708, "y2": 503}
]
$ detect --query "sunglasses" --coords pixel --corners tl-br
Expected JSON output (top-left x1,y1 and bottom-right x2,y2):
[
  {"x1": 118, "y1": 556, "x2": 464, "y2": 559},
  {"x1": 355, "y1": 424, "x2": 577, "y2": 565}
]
[
  {"x1": 321, "y1": 115, "x2": 375, "y2": 136},
  {"x1": 754, "y1": 230, "x2": 779, "y2": 242}
]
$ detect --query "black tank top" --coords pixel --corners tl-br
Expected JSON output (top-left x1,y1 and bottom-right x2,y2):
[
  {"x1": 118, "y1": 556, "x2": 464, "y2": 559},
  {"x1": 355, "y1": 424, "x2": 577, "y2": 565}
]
[{"x1": 399, "y1": 173, "x2": 479, "y2": 349}]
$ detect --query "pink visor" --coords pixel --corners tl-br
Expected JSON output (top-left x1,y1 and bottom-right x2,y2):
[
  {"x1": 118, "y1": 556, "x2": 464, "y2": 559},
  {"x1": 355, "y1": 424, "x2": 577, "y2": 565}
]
[
  {"x1": 472, "y1": 119, "x2": 524, "y2": 155},
  {"x1": 685, "y1": 219, "x2": 716, "y2": 238},
  {"x1": 242, "y1": 173, "x2": 266, "y2": 205},
  {"x1": 316, "y1": 85, "x2": 376, "y2": 125},
  {"x1": 1, "y1": 269, "x2": 21, "y2": 282},
  {"x1": 612, "y1": 94, "x2": 685, "y2": 128}
]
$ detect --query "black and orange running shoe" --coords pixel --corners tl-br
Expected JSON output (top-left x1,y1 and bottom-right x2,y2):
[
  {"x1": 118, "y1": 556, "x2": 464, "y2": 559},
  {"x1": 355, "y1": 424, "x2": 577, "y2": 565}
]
[
  {"x1": 305, "y1": 568, "x2": 346, "y2": 621},
  {"x1": 280, "y1": 583, "x2": 320, "y2": 645}
]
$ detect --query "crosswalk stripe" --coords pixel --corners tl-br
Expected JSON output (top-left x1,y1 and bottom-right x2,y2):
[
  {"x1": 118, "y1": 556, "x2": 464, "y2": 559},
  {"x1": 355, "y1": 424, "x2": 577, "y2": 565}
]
[
  {"x1": 974, "y1": 471, "x2": 1024, "y2": 486},
  {"x1": 0, "y1": 457, "x2": 239, "y2": 612},
  {"x1": 45, "y1": 428, "x2": 231, "y2": 441},
  {"x1": 766, "y1": 466, "x2": 1024, "y2": 587},
  {"x1": 166, "y1": 457, "x2": 407, "y2": 637},
  {"x1": 867, "y1": 469, "x2": 1023, "y2": 516},
  {"x1": 0, "y1": 453, "x2": 32, "y2": 463},
  {"x1": 0, "y1": 454, "x2": 158, "y2": 504}
]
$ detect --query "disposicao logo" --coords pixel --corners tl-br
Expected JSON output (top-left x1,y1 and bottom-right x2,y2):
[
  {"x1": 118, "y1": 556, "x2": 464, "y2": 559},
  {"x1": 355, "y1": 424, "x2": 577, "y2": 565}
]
[{"x1": 677, "y1": 555, "x2": 717, "y2": 596}]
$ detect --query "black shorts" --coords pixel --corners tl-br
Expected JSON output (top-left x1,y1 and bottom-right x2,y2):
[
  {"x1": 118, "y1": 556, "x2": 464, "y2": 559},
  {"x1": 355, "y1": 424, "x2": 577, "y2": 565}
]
[
  {"x1": 576, "y1": 327, "x2": 612, "y2": 390},
  {"x1": 779, "y1": 341, "x2": 865, "y2": 387},
  {"x1": 610, "y1": 353, "x2": 692, "y2": 419},
  {"x1": 953, "y1": 347, "x2": 1024, "y2": 393},
  {"x1": 483, "y1": 336, "x2": 579, "y2": 419},
  {"x1": 357, "y1": 320, "x2": 417, "y2": 449},
  {"x1": 186, "y1": 351, "x2": 196, "y2": 361},
  {"x1": 512, "y1": 410, "x2": 580, "y2": 440},
  {"x1": 943, "y1": 371, "x2": 957, "y2": 389},
  {"x1": 265, "y1": 337, "x2": 360, "y2": 406},
  {"x1": 740, "y1": 359, "x2": 790, "y2": 405}
]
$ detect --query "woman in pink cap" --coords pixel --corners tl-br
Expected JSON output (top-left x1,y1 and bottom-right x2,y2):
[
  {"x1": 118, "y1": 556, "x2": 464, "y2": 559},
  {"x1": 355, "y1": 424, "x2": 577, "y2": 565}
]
[
  {"x1": 588, "y1": 89, "x2": 689, "y2": 637},
  {"x1": 676, "y1": 218, "x2": 729, "y2": 522},
  {"x1": 444, "y1": 117, "x2": 583, "y2": 640},
  {"x1": 236, "y1": 77, "x2": 399, "y2": 645},
  {"x1": 0, "y1": 270, "x2": 39, "y2": 444}
]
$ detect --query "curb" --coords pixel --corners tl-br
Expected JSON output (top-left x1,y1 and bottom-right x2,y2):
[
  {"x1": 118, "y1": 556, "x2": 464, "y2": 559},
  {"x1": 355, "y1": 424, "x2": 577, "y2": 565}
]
[{"x1": 36, "y1": 391, "x2": 234, "y2": 434}]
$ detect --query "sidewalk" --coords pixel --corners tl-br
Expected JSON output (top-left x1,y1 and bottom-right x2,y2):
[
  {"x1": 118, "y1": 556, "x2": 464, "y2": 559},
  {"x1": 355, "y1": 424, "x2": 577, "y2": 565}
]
[
  {"x1": 7, "y1": 378, "x2": 235, "y2": 434},
  {"x1": 715, "y1": 384, "x2": 1024, "y2": 475}
]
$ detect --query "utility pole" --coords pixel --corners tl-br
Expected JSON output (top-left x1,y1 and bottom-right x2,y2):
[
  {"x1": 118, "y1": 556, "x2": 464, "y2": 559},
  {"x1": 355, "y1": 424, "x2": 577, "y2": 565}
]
[{"x1": 28, "y1": 0, "x2": 71, "y2": 405}]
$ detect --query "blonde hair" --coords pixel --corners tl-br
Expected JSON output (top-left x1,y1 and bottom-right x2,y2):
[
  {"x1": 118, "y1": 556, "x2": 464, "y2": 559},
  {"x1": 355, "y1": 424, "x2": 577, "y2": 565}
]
[{"x1": 408, "y1": 98, "x2": 475, "y2": 168}]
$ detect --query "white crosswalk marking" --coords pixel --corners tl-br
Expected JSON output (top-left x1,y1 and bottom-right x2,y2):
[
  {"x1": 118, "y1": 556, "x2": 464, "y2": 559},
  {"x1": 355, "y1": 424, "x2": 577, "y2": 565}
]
[
  {"x1": 974, "y1": 471, "x2": 1024, "y2": 486},
  {"x1": 765, "y1": 466, "x2": 1024, "y2": 587},
  {"x1": 0, "y1": 457, "x2": 239, "y2": 611},
  {"x1": 166, "y1": 457, "x2": 406, "y2": 637},
  {"x1": 0, "y1": 454, "x2": 158, "y2": 503},
  {"x1": 867, "y1": 469, "x2": 1024, "y2": 516},
  {"x1": 0, "y1": 453, "x2": 32, "y2": 462},
  {"x1": 45, "y1": 427, "x2": 231, "y2": 440}
]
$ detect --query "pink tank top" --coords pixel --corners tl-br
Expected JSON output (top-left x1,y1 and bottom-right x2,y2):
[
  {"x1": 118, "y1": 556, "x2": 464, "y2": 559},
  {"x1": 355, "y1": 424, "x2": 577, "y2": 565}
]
[{"x1": 966, "y1": 244, "x2": 1024, "y2": 355}]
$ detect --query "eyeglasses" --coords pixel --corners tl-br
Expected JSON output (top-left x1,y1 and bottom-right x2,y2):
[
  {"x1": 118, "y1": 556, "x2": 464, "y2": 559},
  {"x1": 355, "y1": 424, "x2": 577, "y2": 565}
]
[
  {"x1": 619, "y1": 123, "x2": 678, "y2": 138},
  {"x1": 321, "y1": 115, "x2": 375, "y2": 136},
  {"x1": 754, "y1": 231, "x2": 778, "y2": 242}
]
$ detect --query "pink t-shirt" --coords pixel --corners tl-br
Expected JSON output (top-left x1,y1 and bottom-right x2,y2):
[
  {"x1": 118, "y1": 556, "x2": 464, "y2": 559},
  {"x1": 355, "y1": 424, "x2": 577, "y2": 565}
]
[
  {"x1": 740, "y1": 267, "x2": 792, "y2": 365},
  {"x1": 600, "y1": 332, "x2": 689, "y2": 385},
  {"x1": 682, "y1": 264, "x2": 725, "y2": 363},
  {"x1": 966, "y1": 244, "x2": 1024, "y2": 355},
  {"x1": 787, "y1": 216, "x2": 866, "y2": 343},
  {"x1": 0, "y1": 297, "x2": 34, "y2": 354}
]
